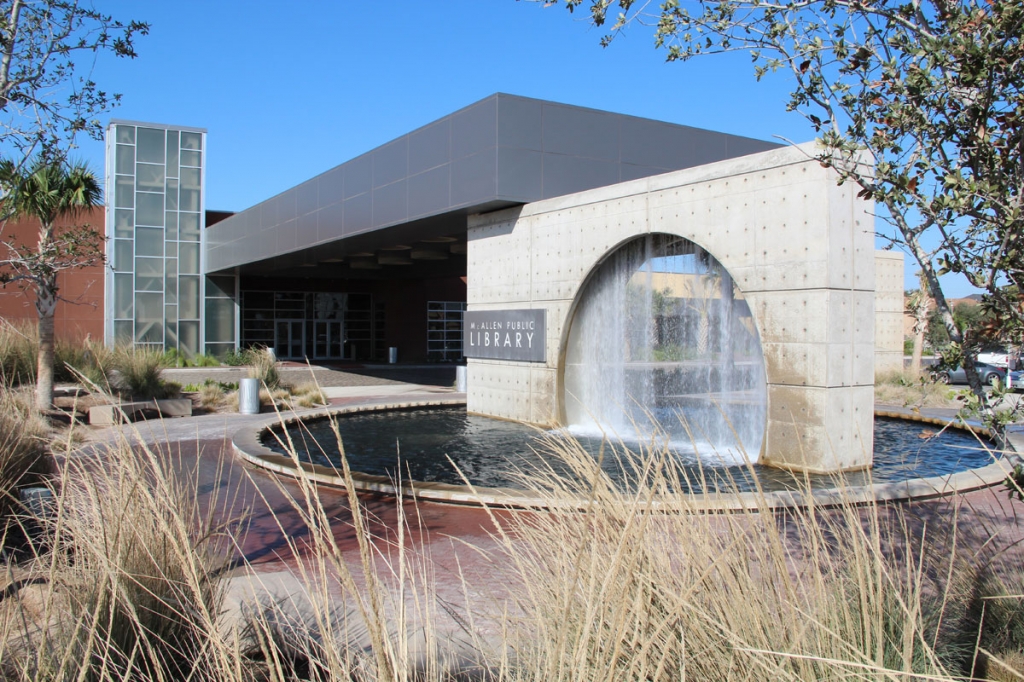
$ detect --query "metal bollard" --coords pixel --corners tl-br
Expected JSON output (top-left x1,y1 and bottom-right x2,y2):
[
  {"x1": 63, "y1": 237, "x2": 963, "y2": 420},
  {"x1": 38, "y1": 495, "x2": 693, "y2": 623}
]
[
  {"x1": 388, "y1": 347, "x2": 398, "y2": 364},
  {"x1": 456, "y1": 365, "x2": 467, "y2": 392},
  {"x1": 238, "y1": 377, "x2": 261, "y2": 414}
]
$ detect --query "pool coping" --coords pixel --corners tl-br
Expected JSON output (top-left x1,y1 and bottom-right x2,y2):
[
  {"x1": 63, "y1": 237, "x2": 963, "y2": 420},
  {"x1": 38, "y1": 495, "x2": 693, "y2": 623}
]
[{"x1": 231, "y1": 400, "x2": 1021, "y2": 512}]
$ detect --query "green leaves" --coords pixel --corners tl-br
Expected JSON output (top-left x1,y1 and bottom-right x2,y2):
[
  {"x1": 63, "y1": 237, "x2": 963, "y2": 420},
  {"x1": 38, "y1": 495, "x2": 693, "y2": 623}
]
[
  {"x1": 552, "y1": 0, "x2": 1024, "y2": 438},
  {"x1": 0, "y1": 1, "x2": 149, "y2": 166}
]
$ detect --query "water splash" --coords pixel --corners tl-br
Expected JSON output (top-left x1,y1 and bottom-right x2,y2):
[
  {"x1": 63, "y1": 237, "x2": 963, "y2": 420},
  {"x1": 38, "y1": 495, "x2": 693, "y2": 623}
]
[{"x1": 563, "y1": 234, "x2": 767, "y2": 463}]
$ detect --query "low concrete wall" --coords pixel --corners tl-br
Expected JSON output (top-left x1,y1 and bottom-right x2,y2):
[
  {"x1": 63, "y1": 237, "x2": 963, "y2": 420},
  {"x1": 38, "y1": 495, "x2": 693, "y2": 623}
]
[{"x1": 466, "y1": 143, "x2": 876, "y2": 473}]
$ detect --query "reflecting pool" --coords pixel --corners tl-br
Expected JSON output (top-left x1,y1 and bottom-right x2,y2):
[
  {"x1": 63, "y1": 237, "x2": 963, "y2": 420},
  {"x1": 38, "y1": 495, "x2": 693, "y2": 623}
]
[{"x1": 263, "y1": 407, "x2": 995, "y2": 494}]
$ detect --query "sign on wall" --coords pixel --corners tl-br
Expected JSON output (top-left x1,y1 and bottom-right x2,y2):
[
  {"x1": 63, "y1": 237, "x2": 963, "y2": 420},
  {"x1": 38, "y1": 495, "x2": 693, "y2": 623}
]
[{"x1": 464, "y1": 309, "x2": 546, "y2": 362}]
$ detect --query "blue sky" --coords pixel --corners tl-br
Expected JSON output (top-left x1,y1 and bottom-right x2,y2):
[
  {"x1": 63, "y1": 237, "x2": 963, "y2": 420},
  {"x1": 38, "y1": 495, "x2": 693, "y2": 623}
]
[{"x1": 75, "y1": 1, "x2": 962, "y2": 295}]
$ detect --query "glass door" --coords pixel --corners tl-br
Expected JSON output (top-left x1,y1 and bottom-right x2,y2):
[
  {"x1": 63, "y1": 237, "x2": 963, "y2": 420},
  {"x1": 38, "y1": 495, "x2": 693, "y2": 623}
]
[
  {"x1": 275, "y1": 320, "x2": 305, "y2": 360},
  {"x1": 313, "y1": 321, "x2": 344, "y2": 360}
]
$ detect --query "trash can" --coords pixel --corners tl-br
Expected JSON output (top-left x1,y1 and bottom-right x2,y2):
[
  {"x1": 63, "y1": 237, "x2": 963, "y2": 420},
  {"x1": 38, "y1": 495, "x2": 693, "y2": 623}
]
[
  {"x1": 456, "y1": 365, "x2": 467, "y2": 392},
  {"x1": 388, "y1": 347, "x2": 398, "y2": 364},
  {"x1": 20, "y1": 487, "x2": 54, "y2": 520},
  {"x1": 238, "y1": 377, "x2": 261, "y2": 414}
]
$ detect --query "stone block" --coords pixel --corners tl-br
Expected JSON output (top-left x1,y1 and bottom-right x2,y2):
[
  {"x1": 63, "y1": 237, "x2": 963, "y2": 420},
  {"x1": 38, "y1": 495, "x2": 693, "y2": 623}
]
[{"x1": 88, "y1": 398, "x2": 192, "y2": 426}]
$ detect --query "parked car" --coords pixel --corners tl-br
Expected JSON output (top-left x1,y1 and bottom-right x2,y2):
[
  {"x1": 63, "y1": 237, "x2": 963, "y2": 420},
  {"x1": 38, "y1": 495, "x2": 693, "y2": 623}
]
[
  {"x1": 977, "y1": 345, "x2": 1020, "y2": 368},
  {"x1": 1007, "y1": 369, "x2": 1024, "y2": 391},
  {"x1": 936, "y1": 362, "x2": 1007, "y2": 386}
]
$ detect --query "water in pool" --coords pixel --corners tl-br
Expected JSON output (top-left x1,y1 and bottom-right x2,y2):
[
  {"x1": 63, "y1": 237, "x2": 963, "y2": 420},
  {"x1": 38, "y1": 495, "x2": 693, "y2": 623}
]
[{"x1": 262, "y1": 407, "x2": 996, "y2": 494}]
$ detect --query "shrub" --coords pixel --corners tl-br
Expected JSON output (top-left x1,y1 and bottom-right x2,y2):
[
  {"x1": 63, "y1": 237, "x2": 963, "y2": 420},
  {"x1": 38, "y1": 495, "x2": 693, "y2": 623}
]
[
  {"x1": 220, "y1": 348, "x2": 249, "y2": 366},
  {"x1": 246, "y1": 346, "x2": 280, "y2": 390},
  {"x1": 19, "y1": 430, "x2": 233, "y2": 680},
  {"x1": 289, "y1": 382, "x2": 328, "y2": 408},
  {"x1": 109, "y1": 346, "x2": 172, "y2": 399},
  {"x1": 0, "y1": 321, "x2": 37, "y2": 386},
  {"x1": 192, "y1": 353, "x2": 221, "y2": 367},
  {"x1": 198, "y1": 382, "x2": 226, "y2": 410},
  {"x1": 482, "y1": 432, "x2": 989, "y2": 681},
  {"x1": 0, "y1": 387, "x2": 52, "y2": 524},
  {"x1": 875, "y1": 368, "x2": 956, "y2": 408}
]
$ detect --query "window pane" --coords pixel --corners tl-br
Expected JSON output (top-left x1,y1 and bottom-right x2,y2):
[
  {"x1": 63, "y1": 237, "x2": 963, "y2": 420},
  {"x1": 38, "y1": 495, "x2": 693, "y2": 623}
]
[
  {"x1": 179, "y1": 212, "x2": 200, "y2": 241},
  {"x1": 180, "y1": 131, "x2": 202, "y2": 150},
  {"x1": 136, "y1": 163, "x2": 164, "y2": 192},
  {"x1": 136, "y1": 127, "x2": 165, "y2": 164},
  {"x1": 166, "y1": 318, "x2": 178, "y2": 349},
  {"x1": 207, "y1": 275, "x2": 235, "y2": 298},
  {"x1": 179, "y1": 243, "x2": 199, "y2": 274},
  {"x1": 165, "y1": 178, "x2": 178, "y2": 209},
  {"x1": 165, "y1": 241, "x2": 177, "y2": 259},
  {"x1": 114, "y1": 320, "x2": 133, "y2": 344},
  {"x1": 114, "y1": 239, "x2": 133, "y2": 272},
  {"x1": 116, "y1": 145, "x2": 135, "y2": 174},
  {"x1": 180, "y1": 188, "x2": 200, "y2": 212},
  {"x1": 115, "y1": 176, "x2": 134, "y2": 208},
  {"x1": 206, "y1": 343, "x2": 234, "y2": 359},
  {"x1": 179, "y1": 276, "x2": 199, "y2": 319},
  {"x1": 165, "y1": 304, "x2": 177, "y2": 325},
  {"x1": 180, "y1": 149, "x2": 201, "y2": 167},
  {"x1": 116, "y1": 125, "x2": 135, "y2": 144},
  {"x1": 136, "y1": 257, "x2": 163, "y2": 291},
  {"x1": 136, "y1": 192, "x2": 164, "y2": 226},
  {"x1": 205, "y1": 298, "x2": 235, "y2": 343},
  {"x1": 135, "y1": 292, "x2": 163, "y2": 343},
  {"x1": 114, "y1": 273, "x2": 133, "y2": 318},
  {"x1": 166, "y1": 130, "x2": 179, "y2": 178},
  {"x1": 136, "y1": 291, "x2": 162, "y2": 320},
  {"x1": 180, "y1": 167, "x2": 201, "y2": 190},
  {"x1": 114, "y1": 209, "x2": 134, "y2": 238},
  {"x1": 136, "y1": 321, "x2": 163, "y2": 344},
  {"x1": 135, "y1": 227, "x2": 163, "y2": 257},
  {"x1": 165, "y1": 262, "x2": 177, "y2": 304},
  {"x1": 179, "y1": 320, "x2": 199, "y2": 357},
  {"x1": 165, "y1": 210, "x2": 178, "y2": 240}
]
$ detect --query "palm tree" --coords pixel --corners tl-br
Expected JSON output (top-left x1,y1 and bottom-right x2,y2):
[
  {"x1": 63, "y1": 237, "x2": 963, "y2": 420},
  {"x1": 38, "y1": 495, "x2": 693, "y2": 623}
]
[{"x1": 0, "y1": 158, "x2": 102, "y2": 410}]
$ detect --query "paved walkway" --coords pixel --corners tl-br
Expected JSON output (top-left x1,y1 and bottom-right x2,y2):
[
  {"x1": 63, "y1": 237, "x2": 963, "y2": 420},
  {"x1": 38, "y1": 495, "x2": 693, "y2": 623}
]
[{"x1": 75, "y1": 371, "x2": 1024, "y2": 654}]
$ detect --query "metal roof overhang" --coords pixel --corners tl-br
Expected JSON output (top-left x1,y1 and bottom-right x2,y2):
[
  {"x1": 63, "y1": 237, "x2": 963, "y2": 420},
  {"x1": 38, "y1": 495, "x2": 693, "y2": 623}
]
[{"x1": 204, "y1": 94, "x2": 781, "y2": 280}]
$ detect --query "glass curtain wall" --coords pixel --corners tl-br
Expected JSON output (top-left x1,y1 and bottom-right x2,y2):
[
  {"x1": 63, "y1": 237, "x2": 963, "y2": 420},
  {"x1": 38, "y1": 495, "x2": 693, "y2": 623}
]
[{"x1": 104, "y1": 122, "x2": 237, "y2": 357}]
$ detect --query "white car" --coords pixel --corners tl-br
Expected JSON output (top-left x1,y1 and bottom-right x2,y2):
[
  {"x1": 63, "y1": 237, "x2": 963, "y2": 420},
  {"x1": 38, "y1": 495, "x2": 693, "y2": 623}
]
[{"x1": 977, "y1": 348, "x2": 1014, "y2": 367}]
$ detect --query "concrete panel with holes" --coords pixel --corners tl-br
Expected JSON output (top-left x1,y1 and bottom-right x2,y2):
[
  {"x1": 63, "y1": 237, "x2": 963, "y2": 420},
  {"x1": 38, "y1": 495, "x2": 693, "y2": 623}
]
[{"x1": 466, "y1": 142, "x2": 878, "y2": 473}]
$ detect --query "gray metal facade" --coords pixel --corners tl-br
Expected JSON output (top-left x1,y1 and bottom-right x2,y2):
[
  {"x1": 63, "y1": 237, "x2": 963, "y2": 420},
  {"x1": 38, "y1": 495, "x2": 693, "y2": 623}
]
[{"x1": 205, "y1": 94, "x2": 780, "y2": 276}]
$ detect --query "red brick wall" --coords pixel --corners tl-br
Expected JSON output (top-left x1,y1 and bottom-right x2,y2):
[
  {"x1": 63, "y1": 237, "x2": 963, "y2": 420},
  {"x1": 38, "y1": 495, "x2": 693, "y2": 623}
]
[{"x1": 0, "y1": 206, "x2": 105, "y2": 342}]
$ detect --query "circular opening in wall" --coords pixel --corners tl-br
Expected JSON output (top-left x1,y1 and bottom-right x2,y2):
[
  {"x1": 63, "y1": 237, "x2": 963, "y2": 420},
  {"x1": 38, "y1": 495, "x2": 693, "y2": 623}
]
[{"x1": 563, "y1": 233, "x2": 767, "y2": 463}]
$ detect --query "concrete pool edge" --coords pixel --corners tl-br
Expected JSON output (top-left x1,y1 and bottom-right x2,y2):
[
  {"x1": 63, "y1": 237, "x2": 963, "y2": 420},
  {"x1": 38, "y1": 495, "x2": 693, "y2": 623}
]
[{"x1": 231, "y1": 401, "x2": 1020, "y2": 512}]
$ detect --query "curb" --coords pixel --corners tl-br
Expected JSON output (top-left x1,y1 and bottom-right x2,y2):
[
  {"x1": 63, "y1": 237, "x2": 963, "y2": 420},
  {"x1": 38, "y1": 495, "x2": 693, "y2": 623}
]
[{"x1": 232, "y1": 404, "x2": 1015, "y2": 512}]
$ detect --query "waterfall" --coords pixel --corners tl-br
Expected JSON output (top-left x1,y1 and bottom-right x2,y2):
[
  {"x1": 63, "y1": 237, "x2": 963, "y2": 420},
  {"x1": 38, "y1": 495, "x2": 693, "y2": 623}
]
[{"x1": 563, "y1": 234, "x2": 766, "y2": 464}]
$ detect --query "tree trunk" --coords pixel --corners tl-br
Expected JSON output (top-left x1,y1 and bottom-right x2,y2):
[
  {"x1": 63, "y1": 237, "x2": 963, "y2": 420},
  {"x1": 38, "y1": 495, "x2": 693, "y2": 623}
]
[
  {"x1": 35, "y1": 282, "x2": 56, "y2": 411},
  {"x1": 910, "y1": 329, "x2": 925, "y2": 376},
  {"x1": 909, "y1": 272, "x2": 930, "y2": 376}
]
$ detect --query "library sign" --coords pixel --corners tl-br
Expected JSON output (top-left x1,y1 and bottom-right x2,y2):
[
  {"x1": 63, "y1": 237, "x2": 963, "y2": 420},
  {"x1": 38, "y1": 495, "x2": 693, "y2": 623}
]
[{"x1": 463, "y1": 309, "x2": 545, "y2": 362}]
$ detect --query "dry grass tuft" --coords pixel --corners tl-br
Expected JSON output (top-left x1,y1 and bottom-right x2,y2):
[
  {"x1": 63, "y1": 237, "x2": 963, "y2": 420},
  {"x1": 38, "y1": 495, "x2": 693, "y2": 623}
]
[
  {"x1": 1, "y1": 391, "x2": 1023, "y2": 681},
  {"x1": 246, "y1": 347, "x2": 280, "y2": 390},
  {"x1": 875, "y1": 368, "x2": 956, "y2": 408},
  {"x1": 289, "y1": 383, "x2": 328, "y2": 409},
  {"x1": 0, "y1": 421, "x2": 235, "y2": 681},
  {"x1": 0, "y1": 388, "x2": 52, "y2": 525},
  {"x1": 199, "y1": 382, "x2": 227, "y2": 410}
]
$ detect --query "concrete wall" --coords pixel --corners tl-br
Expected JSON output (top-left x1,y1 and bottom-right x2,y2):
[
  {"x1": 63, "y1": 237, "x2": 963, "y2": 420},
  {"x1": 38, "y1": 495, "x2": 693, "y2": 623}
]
[
  {"x1": 466, "y1": 143, "x2": 877, "y2": 473},
  {"x1": 874, "y1": 251, "x2": 906, "y2": 375}
]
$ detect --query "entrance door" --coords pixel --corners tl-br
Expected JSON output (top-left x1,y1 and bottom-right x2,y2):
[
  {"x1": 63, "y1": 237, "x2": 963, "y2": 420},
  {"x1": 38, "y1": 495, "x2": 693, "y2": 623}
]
[
  {"x1": 313, "y1": 321, "x2": 344, "y2": 360},
  {"x1": 275, "y1": 320, "x2": 305, "y2": 360}
]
